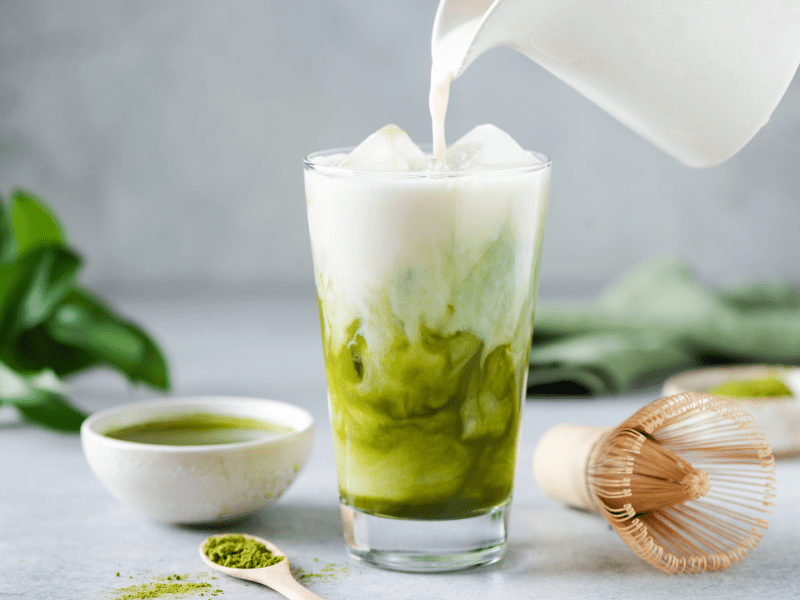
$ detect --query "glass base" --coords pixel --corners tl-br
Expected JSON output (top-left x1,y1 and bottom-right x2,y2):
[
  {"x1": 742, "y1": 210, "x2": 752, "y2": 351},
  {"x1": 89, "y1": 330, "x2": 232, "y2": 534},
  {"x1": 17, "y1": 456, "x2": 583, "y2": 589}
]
[{"x1": 340, "y1": 502, "x2": 509, "y2": 572}]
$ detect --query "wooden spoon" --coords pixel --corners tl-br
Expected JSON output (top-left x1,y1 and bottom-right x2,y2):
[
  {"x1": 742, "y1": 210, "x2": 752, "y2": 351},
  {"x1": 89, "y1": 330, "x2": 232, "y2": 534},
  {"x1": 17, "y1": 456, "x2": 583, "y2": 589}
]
[{"x1": 199, "y1": 533, "x2": 324, "y2": 600}]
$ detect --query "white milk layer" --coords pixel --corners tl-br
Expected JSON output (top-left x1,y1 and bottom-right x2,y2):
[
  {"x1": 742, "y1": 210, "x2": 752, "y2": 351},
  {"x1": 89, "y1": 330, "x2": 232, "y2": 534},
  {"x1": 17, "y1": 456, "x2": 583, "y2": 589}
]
[{"x1": 305, "y1": 161, "x2": 549, "y2": 363}]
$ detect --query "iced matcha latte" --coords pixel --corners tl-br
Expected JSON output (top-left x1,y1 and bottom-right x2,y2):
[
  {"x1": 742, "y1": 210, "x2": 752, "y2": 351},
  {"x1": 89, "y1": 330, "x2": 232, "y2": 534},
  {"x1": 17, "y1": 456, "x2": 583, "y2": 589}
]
[{"x1": 305, "y1": 124, "x2": 549, "y2": 571}]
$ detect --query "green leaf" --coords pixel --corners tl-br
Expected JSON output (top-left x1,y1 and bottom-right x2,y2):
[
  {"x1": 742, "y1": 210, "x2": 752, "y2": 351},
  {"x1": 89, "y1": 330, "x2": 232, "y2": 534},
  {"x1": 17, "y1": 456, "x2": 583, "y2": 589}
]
[
  {"x1": 0, "y1": 193, "x2": 17, "y2": 262},
  {"x1": 0, "y1": 246, "x2": 82, "y2": 344},
  {"x1": 0, "y1": 324, "x2": 97, "y2": 377},
  {"x1": 44, "y1": 288, "x2": 170, "y2": 390},
  {"x1": 5, "y1": 390, "x2": 87, "y2": 432},
  {"x1": 9, "y1": 189, "x2": 67, "y2": 256},
  {"x1": 0, "y1": 189, "x2": 171, "y2": 432},
  {"x1": 0, "y1": 361, "x2": 85, "y2": 432}
]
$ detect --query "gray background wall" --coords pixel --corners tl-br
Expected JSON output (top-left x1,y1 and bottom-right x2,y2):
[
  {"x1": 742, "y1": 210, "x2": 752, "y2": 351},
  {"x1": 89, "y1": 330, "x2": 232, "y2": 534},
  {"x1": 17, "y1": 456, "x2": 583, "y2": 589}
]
[{"x1": 2, "y1": 0, "x2": 799, "y2": 299}]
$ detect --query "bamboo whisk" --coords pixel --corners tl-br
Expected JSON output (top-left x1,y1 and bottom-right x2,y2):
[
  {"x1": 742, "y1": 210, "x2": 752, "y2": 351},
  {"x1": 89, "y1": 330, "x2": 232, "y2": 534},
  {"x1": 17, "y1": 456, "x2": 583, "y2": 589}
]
[{"x1": 533, "y1": 392, "x2": 776, "y2": 574}]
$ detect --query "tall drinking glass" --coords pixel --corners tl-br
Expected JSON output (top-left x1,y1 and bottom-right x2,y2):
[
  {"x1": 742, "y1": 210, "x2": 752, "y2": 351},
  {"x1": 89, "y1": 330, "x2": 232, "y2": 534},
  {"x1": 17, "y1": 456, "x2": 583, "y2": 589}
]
[{"x1": 304, "y1": 149, "x2": 550, "y2": 571}]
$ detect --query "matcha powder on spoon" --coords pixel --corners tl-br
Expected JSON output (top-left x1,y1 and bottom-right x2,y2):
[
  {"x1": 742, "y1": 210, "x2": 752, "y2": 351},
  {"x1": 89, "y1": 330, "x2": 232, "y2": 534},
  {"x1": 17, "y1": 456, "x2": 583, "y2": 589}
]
[{"x1": 204, "y1": 535, "x2": 285, "y2": 569}]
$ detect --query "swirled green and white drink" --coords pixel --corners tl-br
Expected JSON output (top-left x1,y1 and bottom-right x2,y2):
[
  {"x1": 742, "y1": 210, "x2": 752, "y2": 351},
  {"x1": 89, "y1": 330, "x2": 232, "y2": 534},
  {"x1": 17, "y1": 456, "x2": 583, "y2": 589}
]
[{"x1": 304, "y1": 124, "x2": 549, "y2": 571}]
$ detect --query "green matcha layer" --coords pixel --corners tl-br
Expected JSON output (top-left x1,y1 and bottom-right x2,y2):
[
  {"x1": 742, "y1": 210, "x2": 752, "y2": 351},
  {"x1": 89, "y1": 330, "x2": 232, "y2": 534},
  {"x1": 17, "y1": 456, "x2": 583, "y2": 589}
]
[{"x1": 320, "y1": 306, "x2": 529, "y2": 520}]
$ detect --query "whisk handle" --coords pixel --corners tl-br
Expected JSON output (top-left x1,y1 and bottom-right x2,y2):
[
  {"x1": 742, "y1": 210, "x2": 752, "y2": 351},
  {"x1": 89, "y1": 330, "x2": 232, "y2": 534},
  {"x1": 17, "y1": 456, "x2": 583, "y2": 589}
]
[{"x1": 533, "y1": 424, "x2": 610, "y2": 511}]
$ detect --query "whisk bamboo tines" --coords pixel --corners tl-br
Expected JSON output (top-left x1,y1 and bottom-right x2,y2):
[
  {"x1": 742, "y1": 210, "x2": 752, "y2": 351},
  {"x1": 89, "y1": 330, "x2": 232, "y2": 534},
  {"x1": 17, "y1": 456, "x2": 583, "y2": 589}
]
[{"x1": 533, "y1": 392, "x2": 776, "y2": 574}]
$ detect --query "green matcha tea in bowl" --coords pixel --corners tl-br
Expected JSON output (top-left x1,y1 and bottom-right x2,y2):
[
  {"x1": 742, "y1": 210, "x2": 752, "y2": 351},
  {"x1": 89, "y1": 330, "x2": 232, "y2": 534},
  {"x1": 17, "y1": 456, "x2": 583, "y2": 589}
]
[
  {"x1": 662, "y1": 365, "x2": 800, "y2": 457},
  {"x1": 81, "y1": 396, "x2": 314, "y2": 524},
  {"x1": 304, "y1": 124, "x2": 550, "y2": 571}
]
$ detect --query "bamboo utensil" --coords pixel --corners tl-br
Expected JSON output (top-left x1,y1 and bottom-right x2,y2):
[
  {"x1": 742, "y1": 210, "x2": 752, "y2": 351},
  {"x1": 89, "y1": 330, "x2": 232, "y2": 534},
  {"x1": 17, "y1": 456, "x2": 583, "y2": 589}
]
[
  {"x1": 533, "y1": 392, "x2": 776, "y2": 573},
  {"x1": 200, "y1": 534, "x2": 324, "y2": 600}
]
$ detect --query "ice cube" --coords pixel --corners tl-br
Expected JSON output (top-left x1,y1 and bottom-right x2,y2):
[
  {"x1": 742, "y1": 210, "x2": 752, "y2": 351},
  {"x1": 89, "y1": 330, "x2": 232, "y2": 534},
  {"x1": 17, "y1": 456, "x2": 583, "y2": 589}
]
[
  {"x1": 338, "y1": 124, "x2": 429, "y2": 171},
  {"x1": 447, "y1": 124, "x2": 538, "y2": 171}
]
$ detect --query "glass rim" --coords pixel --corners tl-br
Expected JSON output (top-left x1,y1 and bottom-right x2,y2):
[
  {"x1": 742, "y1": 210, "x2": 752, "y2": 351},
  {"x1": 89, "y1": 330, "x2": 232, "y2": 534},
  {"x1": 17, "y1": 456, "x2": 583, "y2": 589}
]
[{"x1": 304, "y1": 145, "x2": 551, "y2": 178}]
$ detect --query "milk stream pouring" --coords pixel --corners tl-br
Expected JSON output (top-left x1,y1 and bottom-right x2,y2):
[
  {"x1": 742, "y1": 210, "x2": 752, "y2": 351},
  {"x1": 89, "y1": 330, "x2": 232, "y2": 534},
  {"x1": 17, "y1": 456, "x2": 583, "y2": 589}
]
[{"x1": 431, "y1": 0, "x2": 800, "y2": 167}]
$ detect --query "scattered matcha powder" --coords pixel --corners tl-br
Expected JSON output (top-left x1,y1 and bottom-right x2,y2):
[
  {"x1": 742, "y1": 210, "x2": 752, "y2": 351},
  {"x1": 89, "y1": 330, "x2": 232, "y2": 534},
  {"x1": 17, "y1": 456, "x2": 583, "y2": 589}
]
[
  {"x1": 112, "y1": 582, "x2": 219, "y2": 600},
  {"x1": 203, "y1": 535, "x2": 284, "y2": 569},
  {"x1": 291, "y1": 562, "x2": 354, "y2": 586},
  {"x1": 709, "y1": 374, "x2": 792, "y2": 398},
  {"x1": 110, "y1": 574, "x2": 222, "y2": 600}
]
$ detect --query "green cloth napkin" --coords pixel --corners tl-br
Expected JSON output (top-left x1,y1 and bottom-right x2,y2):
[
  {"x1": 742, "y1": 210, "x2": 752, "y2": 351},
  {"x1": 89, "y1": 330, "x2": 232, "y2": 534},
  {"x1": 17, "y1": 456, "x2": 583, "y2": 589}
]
[{"x1": 528, "y1": 258, "x2": 800, "y2": 396}]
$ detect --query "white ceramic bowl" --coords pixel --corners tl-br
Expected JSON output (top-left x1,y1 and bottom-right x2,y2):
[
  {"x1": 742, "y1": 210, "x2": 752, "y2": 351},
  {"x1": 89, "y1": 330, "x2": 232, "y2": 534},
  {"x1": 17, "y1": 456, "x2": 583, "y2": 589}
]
[
  {"x1": 81, "y1": 396, "x2": 314, "y2": 524},
  {"x1": 662, "y1": 365, "x2": 800, "y2": 457}
]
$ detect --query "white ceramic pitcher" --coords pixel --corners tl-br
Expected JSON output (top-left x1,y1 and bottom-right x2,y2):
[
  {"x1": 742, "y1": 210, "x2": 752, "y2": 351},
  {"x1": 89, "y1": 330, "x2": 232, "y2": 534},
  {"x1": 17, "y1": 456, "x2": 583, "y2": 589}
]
[{"x1": 432, "y1": 0, "x2": 800, "y2": 167}]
